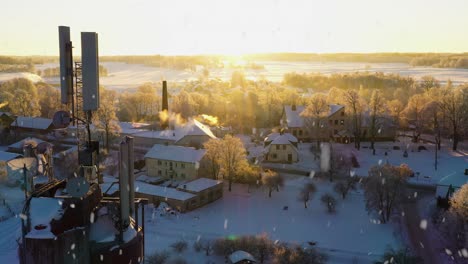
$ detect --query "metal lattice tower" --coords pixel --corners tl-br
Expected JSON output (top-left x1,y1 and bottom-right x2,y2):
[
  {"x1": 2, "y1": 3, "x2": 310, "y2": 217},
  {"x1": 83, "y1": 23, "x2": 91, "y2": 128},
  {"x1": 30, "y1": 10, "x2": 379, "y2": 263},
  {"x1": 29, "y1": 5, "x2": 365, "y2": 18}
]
[{"x1": 74, "y1": 62, "x2": 87, "y2": 151}]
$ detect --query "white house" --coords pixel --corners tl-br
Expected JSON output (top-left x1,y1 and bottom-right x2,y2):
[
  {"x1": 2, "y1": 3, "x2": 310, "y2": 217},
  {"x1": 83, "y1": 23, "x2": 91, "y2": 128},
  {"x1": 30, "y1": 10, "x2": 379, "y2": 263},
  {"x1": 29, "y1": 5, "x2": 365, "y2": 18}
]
[
  {"x1": 144, "y1": 144, "x2": 206, "y2": 181},
  {"x1": 264, "y1": 133, "x2": 299, "y2": 163}
]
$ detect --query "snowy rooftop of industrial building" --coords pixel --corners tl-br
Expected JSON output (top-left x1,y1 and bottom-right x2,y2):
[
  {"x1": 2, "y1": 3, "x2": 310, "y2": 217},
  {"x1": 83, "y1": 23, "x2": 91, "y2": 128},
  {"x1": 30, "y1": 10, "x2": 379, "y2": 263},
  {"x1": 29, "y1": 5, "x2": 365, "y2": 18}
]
[
  {"x1": 177, "y1": 178, "x2": 222, "y2": 193},
  {"x1": 145, "y1": 144, "x2": 206, "y2": 163}
]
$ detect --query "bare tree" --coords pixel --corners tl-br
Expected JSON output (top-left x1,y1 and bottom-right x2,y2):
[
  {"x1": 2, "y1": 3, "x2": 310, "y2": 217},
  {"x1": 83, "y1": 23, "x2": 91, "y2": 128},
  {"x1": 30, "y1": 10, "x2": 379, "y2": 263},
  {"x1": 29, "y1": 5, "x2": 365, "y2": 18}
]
[
  {"x1": 333, "y1": 177, "x2": 358, "y2": 199},
  {"x1": 202, "y1": 139, "x2": 222, "y2": 179},
  {"x1": 343, "y1": 89, "x2": 364, "y2": 150},
  {"x1": 364, "y1": 164, "x2": 412, "y2": 223},
  {"x1": 368, "y1": 90, "x2": 385, "y2": 152},
  {"x1": 93, "y1": 88, "x2": 121, "y2": 152},
  {"x1": 272, "y1": 244, "x2": 328, "y2": 264},
  {"x1": 320, "y1": 193, "x2": 337, "y2": 213},
  {"x1": 439, "y1": 87, "x2": 467, "y2": 151},
  {"x1": 298, "y1": 182, "x2": 317, "y2": 208},
  {"x1": 262, "y1": 170, "x2": 284, "y2": 198},
  {"x1": 403, "y1": 94, "x2": 428, "y2": 143},
  {"x1": 301, "y1": 93, "x2": 328, "y2": 151}
]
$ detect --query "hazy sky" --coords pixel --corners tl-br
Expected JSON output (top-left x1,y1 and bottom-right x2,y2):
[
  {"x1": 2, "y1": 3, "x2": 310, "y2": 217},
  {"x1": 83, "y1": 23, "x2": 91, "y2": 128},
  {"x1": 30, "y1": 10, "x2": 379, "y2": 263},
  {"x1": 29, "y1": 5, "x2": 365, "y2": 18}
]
[{"x1": 1, "y1": 0, "x2": 468, "y2": 56}]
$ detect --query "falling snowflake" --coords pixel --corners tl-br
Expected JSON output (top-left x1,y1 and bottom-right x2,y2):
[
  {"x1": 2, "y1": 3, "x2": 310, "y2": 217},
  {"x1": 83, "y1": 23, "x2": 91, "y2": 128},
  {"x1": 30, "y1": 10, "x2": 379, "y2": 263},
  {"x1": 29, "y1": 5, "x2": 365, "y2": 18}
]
[
  {"x1": 100, "y1": 254, "x2": 104, "y2": 261},
  {"x1": 119, "y1": 249, "x2": 123, "y2": 255},
  {"x1": 90, "y1": 212, "x2": 95, "y2": 223},
  {"x1": 414, "y1": 192, "x2": 418, "y2": 198},
  {"x1": 378, "y1": 159, "x2": 382, "y2": 165},
  {"x1": 461, "y1": 248, "x2": 468, "y2": 258},
  {"x1": 309, "y1": 170, "x2": 315, "y2": 179},
  {"x1": 70, "y1": 203, "x2": 75, "y2": 208},
  {"x1": 71, "y1": 243, "x2": 75, "y2": 250},
  {"x1": 445, "y1": 249, "x2": 452, "y2": 256},
  {"x1": 350, "y1": 170, "x2": 356, "y2": 177},
  {"x1": 224, "y1": 219, "x2": 228, "y2": 230},
  {"x1": 419, "y1": 219, "x2": 427, "y2": 230},
  {"x1": 19, "y1": 213, "x2": 27, "y2": 220}
]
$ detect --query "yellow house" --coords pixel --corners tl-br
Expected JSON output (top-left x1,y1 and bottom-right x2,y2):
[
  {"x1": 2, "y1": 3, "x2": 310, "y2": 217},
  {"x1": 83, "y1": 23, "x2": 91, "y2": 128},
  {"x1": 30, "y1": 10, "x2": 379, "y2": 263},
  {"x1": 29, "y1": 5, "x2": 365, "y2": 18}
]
[
  {"x1": 145, "y1": 144, "x2": 206, "y2": 181},
  {"x1": 264, "y1": 133, "x2": 299, "y2": 163}
]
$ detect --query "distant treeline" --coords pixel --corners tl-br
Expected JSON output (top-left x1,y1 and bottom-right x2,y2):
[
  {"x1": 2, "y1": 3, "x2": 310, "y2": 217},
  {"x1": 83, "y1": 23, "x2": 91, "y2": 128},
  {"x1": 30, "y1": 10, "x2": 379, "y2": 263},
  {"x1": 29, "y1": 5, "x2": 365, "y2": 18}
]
[
  {"x1": 283, "y1": 71, "x2": 416, "y2": 91},
  {"x1": 244, "y1": 53, "x2": 468, "y2": 69},
  {"x1": 0, "y1": 55, "x2": 57, "y2": 74},
  {"x1": 100, "y1": 55, "x2": 222, "y2": 70},
  {"x1": 40, "y1": 65, "x2": 109, "y2": 77},
  {"x1": 0, "y1": 55, "x2": 57, "y2": 65},
  {"x1": 409, "y1": 54, "x2": 468, "y2": 68}
]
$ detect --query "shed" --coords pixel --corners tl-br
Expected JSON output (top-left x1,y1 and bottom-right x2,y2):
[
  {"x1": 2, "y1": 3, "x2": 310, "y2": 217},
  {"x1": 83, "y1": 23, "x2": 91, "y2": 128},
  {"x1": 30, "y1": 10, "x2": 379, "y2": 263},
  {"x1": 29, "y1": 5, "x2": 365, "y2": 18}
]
[{"x1": 228, "y1": 250, "x2": 257, "y2": 264}]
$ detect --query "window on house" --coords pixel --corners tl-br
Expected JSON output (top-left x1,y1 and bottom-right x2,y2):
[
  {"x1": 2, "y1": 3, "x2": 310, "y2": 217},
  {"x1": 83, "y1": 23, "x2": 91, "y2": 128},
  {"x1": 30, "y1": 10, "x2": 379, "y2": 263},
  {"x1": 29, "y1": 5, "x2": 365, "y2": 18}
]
[
  {"x1": 158, "y1": 170, "x2": 161, "y2": 175},
  {"x1": 272, "y1": 154, "x2": 277, "y2": 159},
  {"x1": 276, "y1": 145, "x2": 280, "y2": 150},
  {"x1": 292, "y1": 130, "x2": 297, "y2": 136},
  {"x1": 341, "y1": 111, "x2": 345, "y2": 116},
  {"x1": 191, "y1": 200, "x2": 196, "y2": 205},
  {"x1": 299, "y1": 130, "x2": 303, "y2": 136},
  {"x1": 334, "y1": 129, "x2": 338, "y2": 134},
  {"x1": 334, "y1": 120, "x2": 338, "y2": 125},
  {"x1": 283, "y1": 145, "x2": 286, "y2": 150},
  {"x1": 157, "y1": 160, "x2": 162, "y2": 165},
  {"x1": 181, "y1": 163, "x2": 185, "y2": 169},
  {"x1": 329, "y1": 120, "x2": 332, "y2": 125}
]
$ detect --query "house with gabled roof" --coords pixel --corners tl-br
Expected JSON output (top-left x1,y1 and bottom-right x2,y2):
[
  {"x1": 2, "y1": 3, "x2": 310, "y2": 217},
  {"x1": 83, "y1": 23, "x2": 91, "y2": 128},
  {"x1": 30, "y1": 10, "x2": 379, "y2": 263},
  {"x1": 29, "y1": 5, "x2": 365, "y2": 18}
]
[{"x1": 264, "y1": 132, "x2": 299, "y2": 163}]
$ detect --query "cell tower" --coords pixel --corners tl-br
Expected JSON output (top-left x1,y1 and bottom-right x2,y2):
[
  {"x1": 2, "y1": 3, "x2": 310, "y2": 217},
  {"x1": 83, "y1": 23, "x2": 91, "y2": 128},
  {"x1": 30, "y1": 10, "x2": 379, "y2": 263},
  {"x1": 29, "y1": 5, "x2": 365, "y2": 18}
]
[{"x1": 56, "y1": 26, "x2": 100, "y2": 171}]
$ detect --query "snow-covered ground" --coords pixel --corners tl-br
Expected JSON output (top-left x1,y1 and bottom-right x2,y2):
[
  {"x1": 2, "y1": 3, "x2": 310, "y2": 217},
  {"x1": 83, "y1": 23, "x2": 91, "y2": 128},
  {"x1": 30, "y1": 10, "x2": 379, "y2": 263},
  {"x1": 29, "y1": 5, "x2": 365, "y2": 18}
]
[
  {"x1": 144, "y1": 174, "x2": 401, "y2": 263},
  {"x1": 250, "y1": 137, "x2": 467, "y2": 186}
]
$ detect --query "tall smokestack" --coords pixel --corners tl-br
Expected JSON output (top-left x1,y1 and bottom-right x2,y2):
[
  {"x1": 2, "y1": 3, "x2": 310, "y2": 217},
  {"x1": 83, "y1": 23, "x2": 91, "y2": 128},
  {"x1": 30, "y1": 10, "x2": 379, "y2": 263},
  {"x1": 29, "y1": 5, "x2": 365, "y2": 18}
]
[
  {"x1": 162, "y1": 81, "x2": 168, "y2": 112},
  {"x1": 161, "y1": 80, "x2": 169, "y2": 129}
]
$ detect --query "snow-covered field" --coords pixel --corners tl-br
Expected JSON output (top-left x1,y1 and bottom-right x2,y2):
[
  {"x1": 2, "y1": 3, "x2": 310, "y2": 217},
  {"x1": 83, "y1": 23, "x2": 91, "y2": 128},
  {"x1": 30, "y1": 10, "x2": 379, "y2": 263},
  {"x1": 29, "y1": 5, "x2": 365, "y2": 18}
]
[
  {"x1": 3, "y1": 61, "x2": 468, "y2": 89},
  {"x1": 144, "y1": 175, "x2": 401, "y2": 263}
]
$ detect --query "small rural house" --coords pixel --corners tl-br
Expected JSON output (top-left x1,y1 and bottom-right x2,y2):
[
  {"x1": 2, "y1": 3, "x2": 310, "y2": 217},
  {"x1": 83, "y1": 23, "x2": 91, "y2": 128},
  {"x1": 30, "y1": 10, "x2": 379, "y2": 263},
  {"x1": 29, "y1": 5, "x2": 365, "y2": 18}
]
[
  {"x1": 10, "y1": 116, "x2": 54, "y2": 135},
  {"x1": 264, "y1": 132, "x2": 299, "y2": 163},
  {"x1": 145, "y1": 144, "x2": 206, "y2": 181}
]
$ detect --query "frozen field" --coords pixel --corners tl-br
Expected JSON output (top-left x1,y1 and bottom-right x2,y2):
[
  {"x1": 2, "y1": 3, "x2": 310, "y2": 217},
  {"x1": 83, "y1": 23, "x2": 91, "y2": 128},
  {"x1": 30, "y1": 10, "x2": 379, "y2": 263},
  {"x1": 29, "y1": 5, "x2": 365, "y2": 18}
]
[{"x1": 3, "y1": 61, "x2": 468, "y2": 90}]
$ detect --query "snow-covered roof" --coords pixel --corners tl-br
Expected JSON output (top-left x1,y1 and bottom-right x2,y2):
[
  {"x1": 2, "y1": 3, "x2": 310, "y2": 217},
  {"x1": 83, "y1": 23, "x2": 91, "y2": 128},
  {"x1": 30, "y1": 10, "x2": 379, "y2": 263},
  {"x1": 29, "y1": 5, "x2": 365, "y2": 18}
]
[
  {"x1": 0, "y1": 112, "x2": 12, "y2": 117},
  {"x1": 229, "y1": 250, "x2": 257, "y2": 263},
  {"x1": 11, "y1": 116, "x2": 53, "y2": 130},
  {"x1": 175, "y1": 119, "x2": 217, "y2": 141},
  {"x1": 131, "y1": 129, "x2": 179, "y2": 140},
  {"x1": 0, "y1": 151, "x2": 21, "y2": 162},
  {"x1": 178, "y1": 178, "x2": 222, "y2": 193},
  {"x1": 270, "y1": 134, "x2": 296, "y2": 145},
  {"x1": 265, "y1": 133, "x2": 298, "y2": 144},
  {"x1": 8, "y1": 137, "x2": 45, "y2": 150},
  {"x1": 101, "y1": 181, "x2": 196, "y2": 201},
  {"x1": 119, "y1": 121, "x2": 150, "y2": 135},
  {"x1": 25, "y1": 197, "x2": 64, "y2": 239},
  {"x1": 131, "y1": 119, "x2": 216, "y2": 142},
  {"x1": 283, "y1": 105, "x2": 305, "y2": 128},
  {"x1": 136, "y1": 174, "x2": 163, "y2": 184},
  {"x1": 437, "y1": 173, "x2": 468, "y2": 188},
  {"x1": 145, "y1": 144, "x2": 206, "y2": 163},
  {"x1": 328, "y1": 104, "x2": 344, "y2": 117}
]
